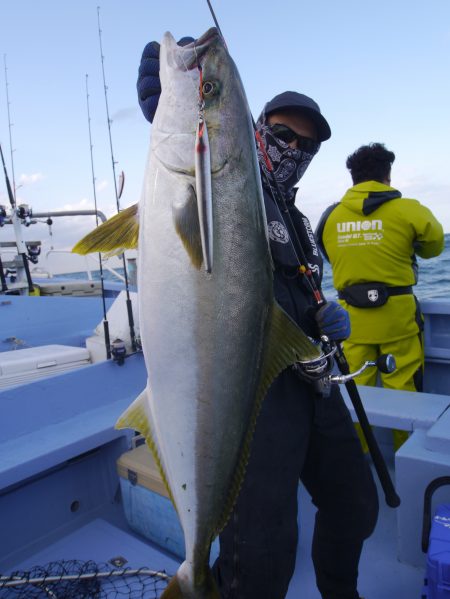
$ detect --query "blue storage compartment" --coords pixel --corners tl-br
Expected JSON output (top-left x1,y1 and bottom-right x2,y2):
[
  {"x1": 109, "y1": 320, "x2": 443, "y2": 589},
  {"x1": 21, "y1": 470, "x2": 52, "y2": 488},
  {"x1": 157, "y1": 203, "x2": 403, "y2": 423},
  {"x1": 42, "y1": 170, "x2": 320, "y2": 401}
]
[
  {"x1": 117, "y1": 443, "x2": 219, "y2": 562},
  {"x1": 426, "y1": 504, "x2": 450, "y2": 597},
  {"x1": 422, "y1": 478, "x2": 450, "y2": 598}
]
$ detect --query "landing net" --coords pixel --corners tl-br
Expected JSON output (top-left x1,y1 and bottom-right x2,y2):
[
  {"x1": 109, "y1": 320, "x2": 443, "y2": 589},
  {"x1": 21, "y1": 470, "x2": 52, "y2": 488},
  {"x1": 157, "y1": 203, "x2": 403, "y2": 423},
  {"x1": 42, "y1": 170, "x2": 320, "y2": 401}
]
[{"x1": 0, "y1": 559, "x2": 171, "y2": 598}]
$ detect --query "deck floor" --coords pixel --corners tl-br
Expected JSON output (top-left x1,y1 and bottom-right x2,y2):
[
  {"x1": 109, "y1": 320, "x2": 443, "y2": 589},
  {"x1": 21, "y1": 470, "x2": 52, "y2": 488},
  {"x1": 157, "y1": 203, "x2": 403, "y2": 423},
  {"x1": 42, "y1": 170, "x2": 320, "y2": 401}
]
[
  {"x1": 290, "y1": 478, "x2": 425, "y2": 598},
  {"x1": 7, "y1": 465, "x2": 425, "y2": 598}
]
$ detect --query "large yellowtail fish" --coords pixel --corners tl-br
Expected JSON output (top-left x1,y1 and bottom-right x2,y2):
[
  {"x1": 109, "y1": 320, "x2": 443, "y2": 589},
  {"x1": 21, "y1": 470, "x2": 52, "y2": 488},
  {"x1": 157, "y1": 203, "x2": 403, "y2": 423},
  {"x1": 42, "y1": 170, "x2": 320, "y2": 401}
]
[{"x1": 73, "y1": 27, "x2": 321, "y2": 599}]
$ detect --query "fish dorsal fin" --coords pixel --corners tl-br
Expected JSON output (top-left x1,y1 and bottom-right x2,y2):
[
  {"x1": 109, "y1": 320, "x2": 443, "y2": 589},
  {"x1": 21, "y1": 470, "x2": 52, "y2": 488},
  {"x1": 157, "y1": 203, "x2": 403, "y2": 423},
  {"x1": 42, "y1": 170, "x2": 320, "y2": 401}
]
[
  {"x1": 72, "y1": 203, "x2": 139, "y2": 255},
  {"x1": 215, "y1": 301, "x2": 322, "y2": 535},
  {"x1": 116, "y1": 387, "x2": 176, "y2": 508},
  {"x1": 172, "y1": 186, "x2": 203, "y2": 270}
]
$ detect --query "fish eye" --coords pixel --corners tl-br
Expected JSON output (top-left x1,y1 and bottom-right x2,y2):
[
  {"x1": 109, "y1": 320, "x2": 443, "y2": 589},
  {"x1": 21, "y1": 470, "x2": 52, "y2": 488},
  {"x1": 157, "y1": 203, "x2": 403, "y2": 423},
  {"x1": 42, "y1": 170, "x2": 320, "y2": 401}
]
[{"x1": 202, "y1": 81, "x2": 217, "y2": 96}]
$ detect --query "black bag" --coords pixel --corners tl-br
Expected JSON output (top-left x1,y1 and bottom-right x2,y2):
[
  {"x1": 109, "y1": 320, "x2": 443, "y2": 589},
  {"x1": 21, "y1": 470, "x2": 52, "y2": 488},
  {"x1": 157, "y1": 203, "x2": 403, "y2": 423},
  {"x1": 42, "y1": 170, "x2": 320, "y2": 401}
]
[
  {"x1": 338, "y1": 282, "x2": 390, "y2": 308},
  {"x1": 338, "y1": 282, "x2": 413, "y2": 308}
]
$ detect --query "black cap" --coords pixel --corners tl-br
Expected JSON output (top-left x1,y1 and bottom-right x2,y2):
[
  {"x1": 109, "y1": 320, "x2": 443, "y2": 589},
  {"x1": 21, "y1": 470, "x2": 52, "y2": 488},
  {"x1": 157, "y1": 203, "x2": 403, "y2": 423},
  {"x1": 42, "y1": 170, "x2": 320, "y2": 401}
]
[{"x1": 264, "y1": 91, "x2": 331, "y2": 142}]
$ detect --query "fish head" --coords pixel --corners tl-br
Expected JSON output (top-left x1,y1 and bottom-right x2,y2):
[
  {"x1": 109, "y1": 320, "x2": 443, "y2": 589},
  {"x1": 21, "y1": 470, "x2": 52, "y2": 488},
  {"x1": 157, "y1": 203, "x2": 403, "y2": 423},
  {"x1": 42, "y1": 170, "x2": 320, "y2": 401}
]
[
  {"x1": 151, "y1": 29, "x2": 218, "y2": 175},
  {"x1": 153, "y1": 28, "x2": 255, "y2": 178}
]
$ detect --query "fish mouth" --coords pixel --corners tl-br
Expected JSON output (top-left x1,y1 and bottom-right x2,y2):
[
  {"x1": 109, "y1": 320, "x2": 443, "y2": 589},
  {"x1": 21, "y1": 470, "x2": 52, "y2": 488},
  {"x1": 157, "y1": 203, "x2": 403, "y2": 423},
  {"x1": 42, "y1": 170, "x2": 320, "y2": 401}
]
[{"x1": 176, "y1": 27, "x2": 221, "y2": 70}]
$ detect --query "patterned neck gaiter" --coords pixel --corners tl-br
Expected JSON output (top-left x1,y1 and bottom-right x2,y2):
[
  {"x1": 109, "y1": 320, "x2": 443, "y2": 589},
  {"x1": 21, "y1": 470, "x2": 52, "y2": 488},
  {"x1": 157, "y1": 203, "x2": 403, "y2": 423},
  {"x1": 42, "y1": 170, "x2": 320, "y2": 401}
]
[{"x1": 256, "y1": 113, "x2": 320, "y2": 201}]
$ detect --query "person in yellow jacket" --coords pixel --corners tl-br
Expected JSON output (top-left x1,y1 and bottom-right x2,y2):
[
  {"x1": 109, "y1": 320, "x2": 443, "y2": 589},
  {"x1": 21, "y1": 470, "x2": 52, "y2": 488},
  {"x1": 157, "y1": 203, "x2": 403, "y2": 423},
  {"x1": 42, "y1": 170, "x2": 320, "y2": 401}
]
[{"x1": 316, "y1": 143, "x2": 444, "y2": 451}]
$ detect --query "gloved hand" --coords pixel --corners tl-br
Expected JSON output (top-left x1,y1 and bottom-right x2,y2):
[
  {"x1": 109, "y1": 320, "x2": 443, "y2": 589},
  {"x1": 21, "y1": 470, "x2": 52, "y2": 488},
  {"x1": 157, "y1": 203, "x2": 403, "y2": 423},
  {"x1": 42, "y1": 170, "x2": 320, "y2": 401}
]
[
  {"x1": 137, "y1": 36, "x2": 195, "y2": 123},
  {"x1": 315, "y1": 301, "x2": 351, "y2": 341}
]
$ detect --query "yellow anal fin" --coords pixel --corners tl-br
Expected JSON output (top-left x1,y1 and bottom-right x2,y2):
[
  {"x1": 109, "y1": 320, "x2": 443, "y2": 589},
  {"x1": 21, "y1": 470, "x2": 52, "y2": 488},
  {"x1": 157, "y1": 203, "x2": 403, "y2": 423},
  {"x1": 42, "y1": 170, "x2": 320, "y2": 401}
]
[
  {"x1": 172, "y1": 186, "x2": 203, "y2": 270},
  {"x1": 72, "y1": 203, "x2": 139, "y2": 255},
  {"x1": 215, "y1": 301, "x2": 322, "y2": 534},
  {"x1": 116, "y1": 388, "x2": 176, "y2": 507}
]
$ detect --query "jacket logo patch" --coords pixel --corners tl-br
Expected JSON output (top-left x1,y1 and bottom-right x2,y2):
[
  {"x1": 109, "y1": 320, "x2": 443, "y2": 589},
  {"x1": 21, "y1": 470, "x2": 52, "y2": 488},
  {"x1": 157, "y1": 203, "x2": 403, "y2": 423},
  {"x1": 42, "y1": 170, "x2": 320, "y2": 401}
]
[
  {"x1": 302, "y1": 217, "x2": 319, "y2": 256},
  {"x1": 337, "y1": 219, "x2": 382, "y2": 233},
  {"x1": 368, "y1": 289, "x2": 379, "y2": 302},
  {"x1": 268, "y1": 221, "x2": 290, "y2": 244},
  {"x1": 336, "y1": 219, "x2": 384, "y2": 246}
]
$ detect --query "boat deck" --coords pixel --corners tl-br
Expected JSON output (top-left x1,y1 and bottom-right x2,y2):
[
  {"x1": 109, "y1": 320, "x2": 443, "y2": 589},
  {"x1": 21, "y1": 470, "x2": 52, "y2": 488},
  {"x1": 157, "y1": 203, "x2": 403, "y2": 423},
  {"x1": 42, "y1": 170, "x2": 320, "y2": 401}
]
[
  {"x1": 292, "y1": 471, "x2": 425, "y2": 598},
  {"x1": 5, "y1": 462, "x2": 425, "y2": 599},
  {"x1": 2, "y1": 295, "x2": 448, "y2": 598}
]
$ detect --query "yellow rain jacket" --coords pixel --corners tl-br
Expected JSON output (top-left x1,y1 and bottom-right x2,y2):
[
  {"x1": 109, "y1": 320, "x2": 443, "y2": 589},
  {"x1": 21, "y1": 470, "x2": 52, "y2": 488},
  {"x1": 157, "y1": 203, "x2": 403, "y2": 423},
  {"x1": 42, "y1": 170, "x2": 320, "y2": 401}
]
[{"x1": 316, "y1": 181, "x2": 444, "y2": 344}]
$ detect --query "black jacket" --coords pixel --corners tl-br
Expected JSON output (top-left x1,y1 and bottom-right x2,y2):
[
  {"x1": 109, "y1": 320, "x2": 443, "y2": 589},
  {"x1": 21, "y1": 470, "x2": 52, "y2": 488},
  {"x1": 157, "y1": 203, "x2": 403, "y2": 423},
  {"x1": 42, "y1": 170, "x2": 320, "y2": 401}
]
[{"x1": 263, "y1": 187, "x2": 323, "y2": 338}]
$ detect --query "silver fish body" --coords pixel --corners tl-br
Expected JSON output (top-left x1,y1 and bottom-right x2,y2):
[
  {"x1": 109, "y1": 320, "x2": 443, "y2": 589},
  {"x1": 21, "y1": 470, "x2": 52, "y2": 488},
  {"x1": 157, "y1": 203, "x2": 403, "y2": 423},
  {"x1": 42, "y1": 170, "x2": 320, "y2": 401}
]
[{"x1": 117, "y1": 27, "x2": 321, "y2": 599}]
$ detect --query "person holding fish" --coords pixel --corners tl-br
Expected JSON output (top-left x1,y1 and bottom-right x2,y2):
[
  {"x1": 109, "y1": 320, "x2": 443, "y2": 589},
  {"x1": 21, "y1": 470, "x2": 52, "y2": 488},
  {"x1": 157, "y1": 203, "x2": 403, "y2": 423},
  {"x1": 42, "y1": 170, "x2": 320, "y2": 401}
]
[{"x1": 132, "y1": 35, "x2": 379, "y2": 599}]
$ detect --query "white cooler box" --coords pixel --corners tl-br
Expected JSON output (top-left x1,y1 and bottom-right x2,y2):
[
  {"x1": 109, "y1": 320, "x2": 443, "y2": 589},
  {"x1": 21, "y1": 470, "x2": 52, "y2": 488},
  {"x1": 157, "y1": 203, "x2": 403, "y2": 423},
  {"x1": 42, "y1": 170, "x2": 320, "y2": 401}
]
[{"x1": 0, "y1": 344, "x2": 91, "y2": 389}]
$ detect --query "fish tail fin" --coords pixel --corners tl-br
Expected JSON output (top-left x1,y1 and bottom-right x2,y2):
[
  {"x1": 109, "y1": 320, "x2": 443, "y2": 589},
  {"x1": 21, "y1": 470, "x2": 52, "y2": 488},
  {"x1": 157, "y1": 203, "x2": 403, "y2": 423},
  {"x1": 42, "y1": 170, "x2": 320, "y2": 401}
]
[
  {"x1": 160, "y1": 575, "x2": 183, "y2": 599},
  {"x1": 161, "y1": 564, "x2": 220, "y2": 599}
]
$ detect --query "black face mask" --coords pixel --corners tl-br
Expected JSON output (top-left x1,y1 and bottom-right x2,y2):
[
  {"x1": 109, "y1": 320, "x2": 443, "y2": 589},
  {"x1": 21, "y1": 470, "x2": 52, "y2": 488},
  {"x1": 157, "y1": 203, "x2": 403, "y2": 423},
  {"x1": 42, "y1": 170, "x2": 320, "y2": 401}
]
[{"x1": 256, "y1": 115, "x2": 320, "y2": 201}]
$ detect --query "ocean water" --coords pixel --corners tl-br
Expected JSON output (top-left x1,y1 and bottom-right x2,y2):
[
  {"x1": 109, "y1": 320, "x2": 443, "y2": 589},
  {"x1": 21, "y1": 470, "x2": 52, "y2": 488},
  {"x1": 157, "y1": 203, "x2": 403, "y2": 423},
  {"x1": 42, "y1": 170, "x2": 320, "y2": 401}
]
[
  {"x1": 411, "y1": 232, "x2": 450, "y2": 301},
  {"x1": 321, "y1": 232, "x2": 450, "y2": 302},
  {"x1": 58, "y1": 233, "x2": 450, "y2": 302}
]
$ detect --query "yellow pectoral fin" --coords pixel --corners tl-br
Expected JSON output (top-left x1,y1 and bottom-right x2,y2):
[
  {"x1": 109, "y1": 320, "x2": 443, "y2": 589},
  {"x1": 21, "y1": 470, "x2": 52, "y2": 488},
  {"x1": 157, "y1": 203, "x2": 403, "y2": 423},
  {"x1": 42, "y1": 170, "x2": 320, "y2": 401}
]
[
  {"x1": 172, "y1": 186, "x2": 203, "y2": 270},
  {"x1": 72, "y1": 203, "x2": 139, "y2": 255},
  {"x1": 116, "y1": 388, "x2": 176, "y2": 508}
]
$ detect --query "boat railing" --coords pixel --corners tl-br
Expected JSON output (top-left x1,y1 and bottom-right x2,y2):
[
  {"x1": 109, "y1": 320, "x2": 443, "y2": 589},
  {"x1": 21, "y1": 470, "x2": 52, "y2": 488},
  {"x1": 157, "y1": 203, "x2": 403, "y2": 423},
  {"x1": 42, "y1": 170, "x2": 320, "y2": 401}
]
[{"x1": 44, "y1": 249, "x2": 126, "y2": 283}]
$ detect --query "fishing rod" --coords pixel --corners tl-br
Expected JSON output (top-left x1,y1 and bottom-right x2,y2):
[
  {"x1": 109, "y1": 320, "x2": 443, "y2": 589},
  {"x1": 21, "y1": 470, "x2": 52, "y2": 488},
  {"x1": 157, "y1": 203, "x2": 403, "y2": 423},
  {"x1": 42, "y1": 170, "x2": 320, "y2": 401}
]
[
  {"x1": 0, "y1": 256, "x2": 7, "y2": 292},
  {"x1": 3, "y1": 56, "x2": 17, "y2": 206},
  {"x1": 96, "y1": 6, "x2": 137, "y2": 353},
  {"x1": 2, "y1": 57, "x2": 34, "y2": 294},
  {"x1": 0, "y1": 144, "x2": 34, "y2": 294},
  {"x1": 85, "y1": 73, "x2": 111, "y2": 360},
  {"x1": 204, "y1": 0, "x2": 400, "y2": 508}
]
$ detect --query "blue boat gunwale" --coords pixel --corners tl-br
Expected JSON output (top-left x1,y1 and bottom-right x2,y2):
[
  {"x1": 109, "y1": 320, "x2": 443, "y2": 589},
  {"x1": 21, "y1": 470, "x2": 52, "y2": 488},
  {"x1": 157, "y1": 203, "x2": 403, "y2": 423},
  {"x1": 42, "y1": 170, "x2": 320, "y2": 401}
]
[{"x1": 0, "y1": 353, "x2": 146, "y2": 491}]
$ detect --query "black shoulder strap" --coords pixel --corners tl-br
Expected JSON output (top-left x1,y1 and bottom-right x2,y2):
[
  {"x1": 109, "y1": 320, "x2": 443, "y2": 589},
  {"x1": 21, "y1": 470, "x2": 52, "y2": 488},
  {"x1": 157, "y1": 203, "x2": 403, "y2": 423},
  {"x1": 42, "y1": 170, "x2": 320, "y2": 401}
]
[{"x1": 315, "y1": 202, "x2": 339, "y2": 262}]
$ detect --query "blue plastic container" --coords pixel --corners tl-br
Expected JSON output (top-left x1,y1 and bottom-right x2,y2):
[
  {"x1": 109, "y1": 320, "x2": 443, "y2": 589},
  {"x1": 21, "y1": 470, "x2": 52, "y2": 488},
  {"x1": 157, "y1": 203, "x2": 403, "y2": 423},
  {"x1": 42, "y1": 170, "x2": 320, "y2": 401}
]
[{"x1": 422, "y1": 478, "x2": 450, "y2": 598}]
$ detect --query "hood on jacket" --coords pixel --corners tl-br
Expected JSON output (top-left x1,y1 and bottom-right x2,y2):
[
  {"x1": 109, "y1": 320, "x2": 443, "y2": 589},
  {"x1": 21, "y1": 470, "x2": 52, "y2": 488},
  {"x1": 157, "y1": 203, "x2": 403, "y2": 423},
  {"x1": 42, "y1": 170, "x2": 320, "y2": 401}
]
[{"x1": 341, "y1": 181, "x2": 402, "y2": 216}]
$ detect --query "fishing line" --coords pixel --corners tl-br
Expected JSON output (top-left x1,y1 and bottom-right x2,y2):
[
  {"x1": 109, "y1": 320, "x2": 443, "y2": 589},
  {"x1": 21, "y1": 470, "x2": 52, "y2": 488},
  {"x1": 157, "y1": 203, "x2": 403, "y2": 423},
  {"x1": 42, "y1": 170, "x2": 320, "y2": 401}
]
[
  {"x1": 202, "y1": 0, "x2": 401, "y2": 508},
  {"x1": 85, "y1": 73, "x2": 111, "y2": 360},
  {"x1": 206, "y1": 0, "x2": 224, "y2": 38},
  {"x1": 97, "y1": 6, "x2": 137, "y2": 352},
  {"x1": 203, "y1": 2, "x2": 323, "y2": 302},
  {"x1": 176, "y1": 21, "x2": 313, "y2": 283}
]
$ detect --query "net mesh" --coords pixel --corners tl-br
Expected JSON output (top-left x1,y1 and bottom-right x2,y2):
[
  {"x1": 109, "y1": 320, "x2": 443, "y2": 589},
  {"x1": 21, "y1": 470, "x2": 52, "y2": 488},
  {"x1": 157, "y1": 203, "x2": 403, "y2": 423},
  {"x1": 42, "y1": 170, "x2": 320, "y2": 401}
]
[{"x1": 0, "y1": 560, "x2": 171, "y2": 598}]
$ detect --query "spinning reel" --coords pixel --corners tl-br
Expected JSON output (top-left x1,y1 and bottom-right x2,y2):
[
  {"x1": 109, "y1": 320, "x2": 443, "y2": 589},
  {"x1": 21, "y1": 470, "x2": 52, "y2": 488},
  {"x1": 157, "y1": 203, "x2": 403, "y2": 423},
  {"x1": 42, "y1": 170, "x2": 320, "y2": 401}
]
[{"x1": 294, "y1": 336, "x2": 396, "y2": 396}]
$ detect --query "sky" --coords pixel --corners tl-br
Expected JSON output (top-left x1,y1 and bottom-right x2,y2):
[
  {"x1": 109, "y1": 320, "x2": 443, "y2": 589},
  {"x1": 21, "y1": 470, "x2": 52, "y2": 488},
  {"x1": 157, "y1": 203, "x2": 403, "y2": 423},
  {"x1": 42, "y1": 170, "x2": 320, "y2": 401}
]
[{"x1": 0, "y1": 0, "x2": 449, "y2": 274}]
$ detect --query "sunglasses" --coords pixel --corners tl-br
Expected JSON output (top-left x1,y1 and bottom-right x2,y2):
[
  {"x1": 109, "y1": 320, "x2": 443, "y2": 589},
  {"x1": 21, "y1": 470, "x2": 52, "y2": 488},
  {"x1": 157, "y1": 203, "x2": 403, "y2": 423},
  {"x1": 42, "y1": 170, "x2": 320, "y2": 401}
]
[{"x1": 270, "y1": 123, "x2": 320, "y2": 154}]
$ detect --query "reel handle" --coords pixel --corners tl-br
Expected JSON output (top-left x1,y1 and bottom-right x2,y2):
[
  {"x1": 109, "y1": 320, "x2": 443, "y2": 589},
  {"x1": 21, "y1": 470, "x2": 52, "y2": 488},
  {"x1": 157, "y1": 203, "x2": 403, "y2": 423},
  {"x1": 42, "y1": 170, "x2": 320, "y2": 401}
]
[{"x1": 377, "y1": 353, "x2": 396, "y2": 374}]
